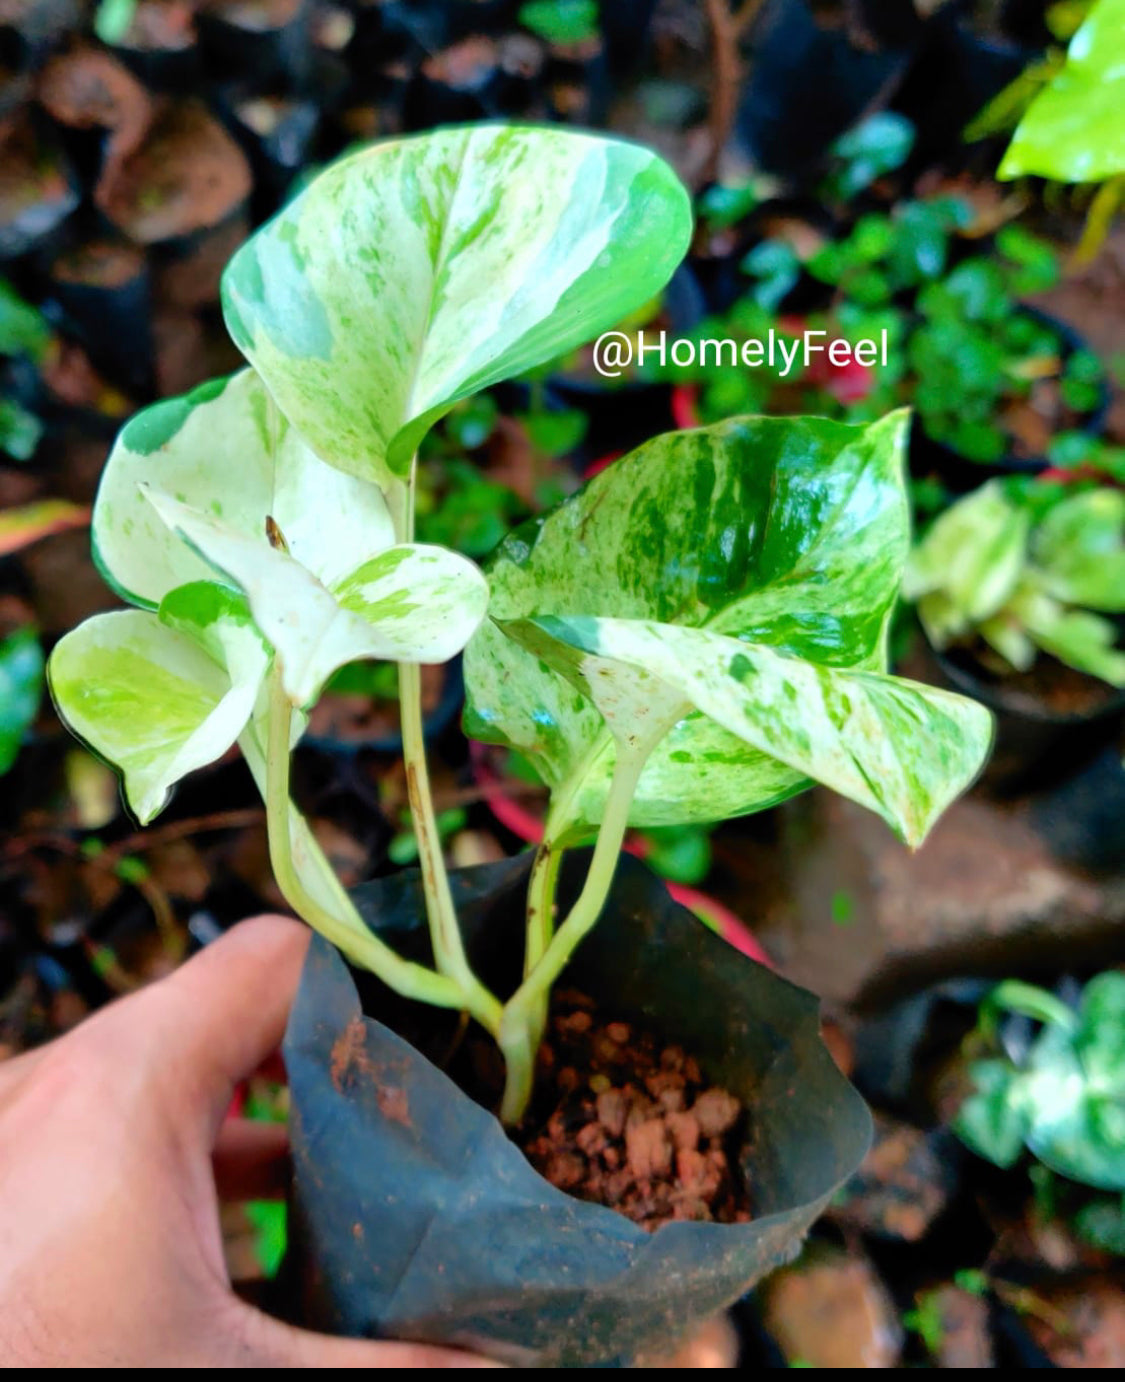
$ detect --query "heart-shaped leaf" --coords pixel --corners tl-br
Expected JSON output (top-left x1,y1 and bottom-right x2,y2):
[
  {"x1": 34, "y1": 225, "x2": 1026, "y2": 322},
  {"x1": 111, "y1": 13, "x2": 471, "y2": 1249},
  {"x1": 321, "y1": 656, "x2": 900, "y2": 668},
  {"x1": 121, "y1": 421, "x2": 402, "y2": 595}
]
[
  {"x1": 221, "y1": 125, "x2": 693, "y2": 489},
  {"x1": 464, "y1": 413, "x2": 915, "y2": 840},
  {"x1": 503, "y1": 615, "x2": 992, "y2": 846},
  {"x1": 93, "y1": 369, "x2": 395, "y2": 610},
  {"x1": 48, "y1": 585, "x2": 269, "y2": 823},
  {"x1": 143, "y1": 488, "x2": 489, "y2": 707}
]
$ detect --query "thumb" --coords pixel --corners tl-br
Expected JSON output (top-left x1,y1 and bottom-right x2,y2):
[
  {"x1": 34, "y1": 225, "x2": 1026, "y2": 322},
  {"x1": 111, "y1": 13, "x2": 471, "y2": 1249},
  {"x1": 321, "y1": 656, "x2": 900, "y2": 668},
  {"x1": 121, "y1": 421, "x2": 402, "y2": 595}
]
[
  {"x1": 234, "y1": 1307, "x2": 504, "y2": 1368},
  {"x1": 135, "y1": 915, "x2": 311, "y2": 1132}
]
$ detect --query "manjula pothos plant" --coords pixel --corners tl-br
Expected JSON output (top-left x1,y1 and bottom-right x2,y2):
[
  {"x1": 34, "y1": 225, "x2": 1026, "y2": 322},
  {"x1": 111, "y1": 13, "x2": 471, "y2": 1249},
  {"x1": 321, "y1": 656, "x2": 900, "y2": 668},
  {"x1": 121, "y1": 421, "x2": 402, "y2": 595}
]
[{"x1": 47, "y1": 125, "x2": 992, "y2": 1352}]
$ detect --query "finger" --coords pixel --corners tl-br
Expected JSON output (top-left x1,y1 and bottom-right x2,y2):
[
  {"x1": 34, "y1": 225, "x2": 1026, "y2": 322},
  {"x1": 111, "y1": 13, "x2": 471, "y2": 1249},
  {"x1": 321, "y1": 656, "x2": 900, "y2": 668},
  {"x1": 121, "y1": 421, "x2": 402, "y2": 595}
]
[
  {"x1": 129, "y1": 915, "x2": 310, "y2": 1130},
  {"x1": 213, "y1": 1119, "x2": 290, "y2": 1201},
  {"x1": 237, "y1": 1308, "x2": 505, "y2": 1368}
]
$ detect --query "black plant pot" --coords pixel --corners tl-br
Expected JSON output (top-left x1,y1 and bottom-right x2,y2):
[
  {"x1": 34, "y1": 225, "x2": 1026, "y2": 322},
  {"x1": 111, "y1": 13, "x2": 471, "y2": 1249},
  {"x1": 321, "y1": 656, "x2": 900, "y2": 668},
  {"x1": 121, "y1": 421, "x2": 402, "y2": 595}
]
[
  {"x1": 196, "y1": 0, "x2": 313, "y2": 92},
  {"x1": 737, "y1": 0, "x2": 916, "y2": 177},
  {"x1": 281, "y1": 852, "x2": 872, "y2": 1367},
  {"x1": 46, "y1": 240, "x2": 155, "y2": 398},
  {"x1": 908, "y1": 307, "x2": 1111, "y2": 495},
  {"x1": 891, "y1": 11, "x2": 1036, "y2": 175},
  {"x1": 929, "y1": 642, "x2": 1125, "y2": 794},
  {"x1": 107, "y1": 3, "x2": 202, "y2": 95}
]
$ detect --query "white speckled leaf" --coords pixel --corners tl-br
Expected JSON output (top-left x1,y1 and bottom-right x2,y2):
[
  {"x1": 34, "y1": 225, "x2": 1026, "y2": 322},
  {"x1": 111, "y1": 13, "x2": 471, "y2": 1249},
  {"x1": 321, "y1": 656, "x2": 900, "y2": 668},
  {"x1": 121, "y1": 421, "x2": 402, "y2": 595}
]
[
  {"x1": 143, "y1": 488, "x2": 488, "y2": 706},
  {"x1": 47, "y1": 585, "x2": 268, "y2": 823},
  {"x1": 464, "y1": 412, "x2": 914, "y2": 839},
  {"x1": 903, "y1": 480, "x2": 1029, "y2": 646},
  {"x1": 93, "y1": 369, "x2": 395, "y2": 609},
  {"x1": 505, "y1": 616, "x2": 993, "y2": 847},
  {"x1": 221, "y1": 125, "x2": 693, "y2": 488}
]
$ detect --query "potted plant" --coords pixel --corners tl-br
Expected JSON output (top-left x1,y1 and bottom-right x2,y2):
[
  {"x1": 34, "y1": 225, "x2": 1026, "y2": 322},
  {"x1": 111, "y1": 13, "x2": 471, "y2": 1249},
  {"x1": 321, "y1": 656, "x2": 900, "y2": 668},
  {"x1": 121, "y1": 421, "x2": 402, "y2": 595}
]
[
  {"x1": 904, "y1": 477, "x2": 1125, "y2": 786},
  {"x1": 953, "y1": 972, "x2": 1125, "y2": 1193},
  {"x1": 47, "y1": 123, "x2": 992, "y2": 1366}
]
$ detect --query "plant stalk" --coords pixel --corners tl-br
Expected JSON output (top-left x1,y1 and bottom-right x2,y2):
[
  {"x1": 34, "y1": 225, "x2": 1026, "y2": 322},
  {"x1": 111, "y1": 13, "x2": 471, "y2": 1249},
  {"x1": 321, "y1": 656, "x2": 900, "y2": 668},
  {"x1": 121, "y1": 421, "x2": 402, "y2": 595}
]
[
  {"x1": 497, "y1": 742, "x2": 648, "y2": 1125},
  {"x1": 263, "y1": 664, "x2": 465, "y2": 1010},
  {"x1": 390, "y1": 461, "x2": 503, "y2": 1037}
]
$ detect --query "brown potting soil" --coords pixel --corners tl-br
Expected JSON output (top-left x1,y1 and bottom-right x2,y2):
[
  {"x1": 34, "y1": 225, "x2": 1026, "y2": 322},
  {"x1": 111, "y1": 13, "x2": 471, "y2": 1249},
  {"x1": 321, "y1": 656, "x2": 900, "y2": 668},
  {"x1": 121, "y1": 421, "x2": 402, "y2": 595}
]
[{"x1": 517, "y1": 990, "x2": 752, "y2": 1231}]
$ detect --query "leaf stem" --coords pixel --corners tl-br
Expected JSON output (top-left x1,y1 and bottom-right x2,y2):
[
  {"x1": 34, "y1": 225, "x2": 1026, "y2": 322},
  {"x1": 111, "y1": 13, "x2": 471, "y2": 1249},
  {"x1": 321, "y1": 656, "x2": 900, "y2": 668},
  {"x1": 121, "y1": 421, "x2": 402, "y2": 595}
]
[
  {"x1": 497, "y1": 742, "x2": 648, "y2": 1125},
  {"x1": 263, "y1": 664, "x2": 465, "y2": 1010},
  {"x1": 391, "y1": 459, "x2": 503, "y2": 1037}
]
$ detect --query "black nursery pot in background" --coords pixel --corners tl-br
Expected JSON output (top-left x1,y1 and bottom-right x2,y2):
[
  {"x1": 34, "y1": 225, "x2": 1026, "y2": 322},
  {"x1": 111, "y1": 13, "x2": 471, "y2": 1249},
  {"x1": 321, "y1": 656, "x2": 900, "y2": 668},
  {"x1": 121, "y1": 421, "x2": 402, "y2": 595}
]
[
  {"x1": 282, "y1": 853, "x2": 872, "y2": 1367},
  {"x1": 737, "y1": 0, "x2": 916, "y2": 177}
]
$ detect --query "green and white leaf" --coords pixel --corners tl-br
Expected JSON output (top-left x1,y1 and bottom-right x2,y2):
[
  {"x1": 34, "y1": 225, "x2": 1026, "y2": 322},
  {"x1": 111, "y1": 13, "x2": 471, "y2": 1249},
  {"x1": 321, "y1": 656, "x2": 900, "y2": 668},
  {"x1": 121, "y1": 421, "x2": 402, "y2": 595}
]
[
  {"x1": 1012, "y1": 580, "x2": 1125, "y2": 688},
  {"x1": 504, "y1": 615, "x2": 992, "y2": 847},
  {"x1": 47, "y1": 591, "x2": 269, "y2": 823},
  {"x1": 93, "y1": 368, "x2": 395, "y2": 609},
  {"x1": 221, "y1": 125, "x2": 693, "y2": 489},
  {"x1": 143, "y1": 488, "x2": 489, "y2": 706},
  {"x1": 464, "y1": 412, "x2": 917, "y2": 839},
  {"x1": 904, "y1": 480, "x2": 1029, "y2": 647},
  {"x1": 999, "y1": 0, "x2": 1125, "y2": 184},
  {"x1": 1032, "y1": 487, "x2": 1125, "y2": 611}
]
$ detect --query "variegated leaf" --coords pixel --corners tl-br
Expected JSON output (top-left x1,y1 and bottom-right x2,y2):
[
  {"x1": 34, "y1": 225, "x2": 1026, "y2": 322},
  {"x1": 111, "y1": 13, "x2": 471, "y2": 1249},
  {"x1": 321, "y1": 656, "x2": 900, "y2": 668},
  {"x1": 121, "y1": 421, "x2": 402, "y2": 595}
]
[
  {"x1": 47, "y1": 586, "x2": 269, "y2": 823},
  {"x1": 221, "y1": 125, "x2": 693, "y2": 489},
  {"x1": 464, "y1": 412, "x2": 912, "y2": 839},
  {"x1": 904, "y1": 480, "x2": 1029, "y2": 646},
  {"x1": 1032, "y1": 488, "x2": 1125, "y2": 612},
  {"x1": 143, "y1": 488, "x2": 489, "y2": 706},
  {"x1": 504, "y1": 615, "x2": 993, "y2": 847},
  {"x1": 93, "y1": 369, "x2": 395, "y2": 609}
]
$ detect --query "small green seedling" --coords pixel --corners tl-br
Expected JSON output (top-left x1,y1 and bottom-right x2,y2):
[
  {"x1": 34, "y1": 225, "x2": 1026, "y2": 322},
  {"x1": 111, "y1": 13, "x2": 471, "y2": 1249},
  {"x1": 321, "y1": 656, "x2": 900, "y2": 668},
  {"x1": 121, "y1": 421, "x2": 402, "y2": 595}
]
[
  {"x1": 905, "y1": 478, "x2": 1125, "y2": 688},
  {"x1": 49, "y1": 125, "x2": 992, "y2": 1125}
]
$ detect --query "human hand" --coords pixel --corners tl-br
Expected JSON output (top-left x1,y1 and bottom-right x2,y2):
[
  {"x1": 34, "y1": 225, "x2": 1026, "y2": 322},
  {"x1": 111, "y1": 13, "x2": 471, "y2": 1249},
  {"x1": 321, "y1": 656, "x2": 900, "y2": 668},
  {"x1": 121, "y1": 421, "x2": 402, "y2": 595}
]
[{"x1": 0, "y1": 916, "x2": 497, "y2": 1367}]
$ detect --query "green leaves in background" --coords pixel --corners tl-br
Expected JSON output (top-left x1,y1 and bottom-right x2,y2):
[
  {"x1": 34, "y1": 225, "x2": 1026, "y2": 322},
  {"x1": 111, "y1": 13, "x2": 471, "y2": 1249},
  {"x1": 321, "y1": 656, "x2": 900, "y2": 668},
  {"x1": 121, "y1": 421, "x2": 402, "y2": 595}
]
[
  {"x1": 466, "y1": 411, "x2": 991, "y2": 843},
  {"x1": 222, "y1": 125, "x2": 692, "y2": 489},
  {"x1": 0, "y1": 628, "x2": 43, "y2": 775},
  {"x1": 955, "y1": 973, "x2": 1125, "y2": 1191},
  {"x1": 821, "y1": 112, "x2": 915, "y2": 203},
  {"x1": 906, "y1": 480, "x2": 1125, "y2": 687},
  {"x1": 903, "y1": 481, "x2": 1031, "y2": 646},
  {"x1": 999, "y1": 0, "x2": 1125, "y2": 183},
  {"x1": 0, "y1": 279, "x2": 52, "y2": 362},
  {"x1": 1033, "y1": 487, "x2": 1125, "y2": 610}
]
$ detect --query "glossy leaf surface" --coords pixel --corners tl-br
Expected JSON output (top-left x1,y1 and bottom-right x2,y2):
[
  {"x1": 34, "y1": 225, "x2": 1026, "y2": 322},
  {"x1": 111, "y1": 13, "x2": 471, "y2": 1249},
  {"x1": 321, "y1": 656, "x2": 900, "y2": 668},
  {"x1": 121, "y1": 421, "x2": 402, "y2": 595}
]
[
  {"x1": 222, "y1": 125, "x2": 692, "y2": 488},
  {"x1": 464, "y1": 413, "x2": 925, "y2": 838}
]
